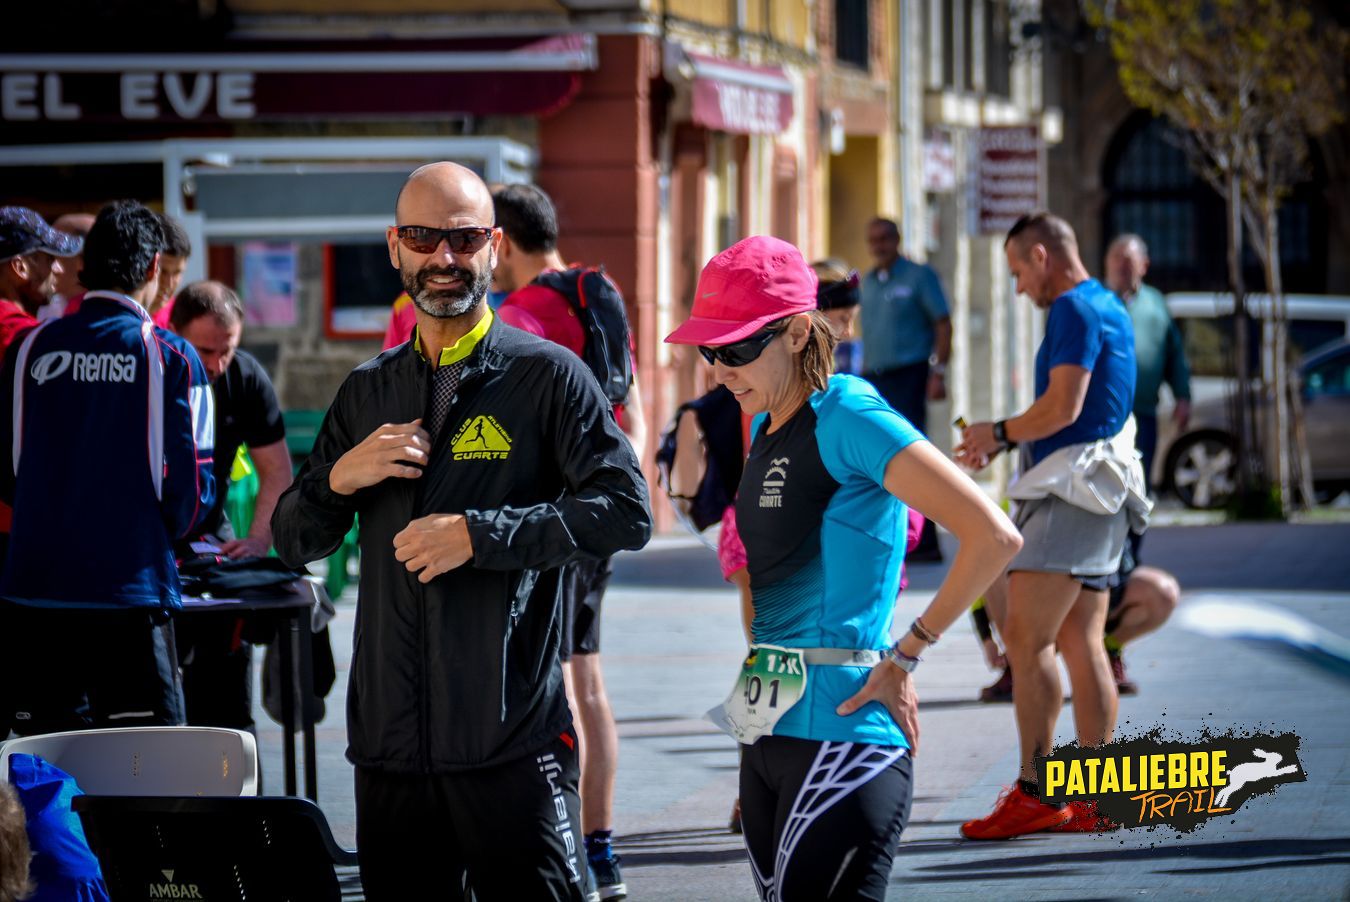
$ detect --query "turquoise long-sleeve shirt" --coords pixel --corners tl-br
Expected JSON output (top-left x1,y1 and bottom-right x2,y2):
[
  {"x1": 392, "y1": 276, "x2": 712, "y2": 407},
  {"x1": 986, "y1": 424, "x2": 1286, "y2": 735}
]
[{"x1": 1126, "y1": 283, "x2": 1191, "y2": 418}]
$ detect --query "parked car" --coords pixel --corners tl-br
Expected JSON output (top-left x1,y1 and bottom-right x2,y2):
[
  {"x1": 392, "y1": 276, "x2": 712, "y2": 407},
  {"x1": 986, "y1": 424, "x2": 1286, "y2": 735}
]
[
  {"x1": 1164, "y1": 293, "x2": 1350, "y2": 403},
  {"x1": 1153, "y1": 293, "x2": 1350, "y2": 500},
  {"x1": 1161, "y1": 338, "x2": 1350, "y2": 509}
]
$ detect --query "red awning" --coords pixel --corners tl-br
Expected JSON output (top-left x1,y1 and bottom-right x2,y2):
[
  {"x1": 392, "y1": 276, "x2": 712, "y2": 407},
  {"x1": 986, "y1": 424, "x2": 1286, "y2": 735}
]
[
  {"x1": 0, "y1": 34, "x2": 596, "y2": 125},
  {"x1": 684, "y1": 50, "x2": 794, "y2": 135}
]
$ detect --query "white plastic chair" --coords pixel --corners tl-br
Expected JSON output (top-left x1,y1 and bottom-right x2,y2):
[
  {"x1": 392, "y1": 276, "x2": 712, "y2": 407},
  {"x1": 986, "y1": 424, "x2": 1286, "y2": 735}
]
[{"x1": 0, "y1": 726, "x2": 259, "y2": 796}]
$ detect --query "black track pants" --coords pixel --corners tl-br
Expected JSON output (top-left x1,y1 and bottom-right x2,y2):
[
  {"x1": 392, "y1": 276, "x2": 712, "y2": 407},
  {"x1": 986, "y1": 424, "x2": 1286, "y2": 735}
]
[{"x1": 354, "y1": 729, "x2": 592, "y2": 902}]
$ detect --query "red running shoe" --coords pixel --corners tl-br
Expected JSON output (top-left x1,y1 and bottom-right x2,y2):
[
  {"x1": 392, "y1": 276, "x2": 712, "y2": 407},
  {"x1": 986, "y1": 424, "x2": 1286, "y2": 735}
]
[
  {"x1": 1049, "y1": 800, "x2": 1120, "y2": 833},
  {"x1": 960, "y1": 784, "x2": 1072, "y2": 840}
]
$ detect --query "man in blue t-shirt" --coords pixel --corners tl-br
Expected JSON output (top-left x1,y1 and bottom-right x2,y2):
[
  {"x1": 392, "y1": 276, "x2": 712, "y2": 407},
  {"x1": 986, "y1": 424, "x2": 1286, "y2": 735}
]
[{"x1": 955, "y1": 212, "x2": 1137, "y2": 839}]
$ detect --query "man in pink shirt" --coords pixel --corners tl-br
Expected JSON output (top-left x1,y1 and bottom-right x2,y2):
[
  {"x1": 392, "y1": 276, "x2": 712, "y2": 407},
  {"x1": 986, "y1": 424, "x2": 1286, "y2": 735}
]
[
  {"x1": 43, "y1": 212, "x2": 94, "y2": 320},
  {"x1": 149, "y1": 213, "x2": 191, "y2": 325},
  {"x1": 381, "y1": 291, "x2": 417, "y2": 351}
]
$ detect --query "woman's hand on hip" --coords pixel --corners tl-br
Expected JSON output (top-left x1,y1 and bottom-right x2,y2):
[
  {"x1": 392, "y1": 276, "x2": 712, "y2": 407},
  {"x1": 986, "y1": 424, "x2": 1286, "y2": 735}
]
[{"x1": 836, "y1": 661, "x2": 920, "y2": 755}]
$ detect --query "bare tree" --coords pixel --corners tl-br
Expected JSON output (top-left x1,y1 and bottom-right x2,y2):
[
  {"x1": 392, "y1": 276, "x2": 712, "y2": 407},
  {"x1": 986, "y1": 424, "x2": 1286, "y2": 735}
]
[{"x1": 1089, "y1": 0, "x2": 1347, "y2": 515}]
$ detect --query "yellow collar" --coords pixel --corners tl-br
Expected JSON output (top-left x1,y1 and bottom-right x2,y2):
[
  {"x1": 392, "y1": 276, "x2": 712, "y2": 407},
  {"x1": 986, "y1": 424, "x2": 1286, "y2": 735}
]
[{"x1": 414, "y1": 308, "x2": 494, "y2": 367}]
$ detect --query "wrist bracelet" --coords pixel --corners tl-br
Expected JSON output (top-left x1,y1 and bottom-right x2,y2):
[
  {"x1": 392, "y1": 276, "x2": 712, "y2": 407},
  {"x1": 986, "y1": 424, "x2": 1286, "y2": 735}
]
[
  {"x1": 915, "y1": 616, "x2": 940, "y2": 643},
  {"x1": 910, "y1": 617, "x2": 940, "y2": 645}
]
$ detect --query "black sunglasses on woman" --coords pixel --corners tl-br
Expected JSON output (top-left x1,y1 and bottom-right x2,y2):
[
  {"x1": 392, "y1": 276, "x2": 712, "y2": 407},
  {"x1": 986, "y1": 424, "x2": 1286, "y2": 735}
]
[{"x1": 698, "y1": 319, "x2": 790, "y2": 367}]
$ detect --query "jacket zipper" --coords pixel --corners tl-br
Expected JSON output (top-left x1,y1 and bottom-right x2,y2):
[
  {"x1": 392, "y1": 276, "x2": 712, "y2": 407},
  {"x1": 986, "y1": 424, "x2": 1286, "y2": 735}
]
[
  {"x1": 416, "y1": 362, "x2": 433, "y2": 773},
  {"x1": 415, "y1": 358, "x2": 477, "y2": 772}
]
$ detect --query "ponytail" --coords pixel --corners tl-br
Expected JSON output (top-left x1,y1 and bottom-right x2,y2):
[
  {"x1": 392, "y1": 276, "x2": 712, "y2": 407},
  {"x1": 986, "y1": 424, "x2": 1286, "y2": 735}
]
[{"x1": 797, "y1": 310, "x2": 838, "y2": 392}]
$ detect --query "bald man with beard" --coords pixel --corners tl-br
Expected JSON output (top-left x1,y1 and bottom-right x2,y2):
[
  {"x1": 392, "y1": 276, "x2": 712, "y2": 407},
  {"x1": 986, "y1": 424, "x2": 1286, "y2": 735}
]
[{"x1": 272, "y1": 162, "x2": 651, "y2": 901}]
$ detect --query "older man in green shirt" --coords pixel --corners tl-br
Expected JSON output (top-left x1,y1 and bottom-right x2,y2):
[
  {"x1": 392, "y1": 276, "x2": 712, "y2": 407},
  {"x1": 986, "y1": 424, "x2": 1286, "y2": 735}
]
[{"x1": 1105, "y1": 234, "x2": 1191, "y2": 489}]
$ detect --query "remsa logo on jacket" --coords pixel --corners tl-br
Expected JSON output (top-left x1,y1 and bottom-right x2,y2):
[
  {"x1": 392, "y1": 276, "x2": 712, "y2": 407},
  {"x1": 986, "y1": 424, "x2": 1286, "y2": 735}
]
[
  {"x1": 31, "y1": 349, "x2": 138, "y2": 384},
  {"x1": 450, "y1": 415, "x2": 512, "y2": 461}
]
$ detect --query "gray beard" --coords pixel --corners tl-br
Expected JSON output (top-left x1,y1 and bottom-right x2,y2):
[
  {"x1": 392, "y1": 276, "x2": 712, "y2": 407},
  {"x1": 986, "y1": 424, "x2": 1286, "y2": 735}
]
[
  {"x1": 412, "y1": 288, "x2": 481, "y2": 319},
  {"x1": 407, "y1": 266, "x2": 490, "y2": 319}
]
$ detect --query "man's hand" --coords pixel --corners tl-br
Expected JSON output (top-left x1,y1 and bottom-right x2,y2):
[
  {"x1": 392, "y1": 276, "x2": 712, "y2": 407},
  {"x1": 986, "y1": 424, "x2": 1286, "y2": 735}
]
[
  {"x1": 954, "y1": 421, "x2": 1002, "y2": 471},
  {"x1": 927, "y1": 370, "x2": 947, "y2": 402},
  {"x1": 836, "y1": 661, "x2": 920, "y2": 755},
  {"x1": 329, "y1": 420, "x2": 431, "y2": 496},
  {"x1": 393, "y1": 514, "x2": 473, "y2": 584},
  {"x1": 221, "y1": 534, "x2": 271, "y2": 559},
  {"x1": 1172, "y1": 399, "x2": 1191, "y2": 431}
]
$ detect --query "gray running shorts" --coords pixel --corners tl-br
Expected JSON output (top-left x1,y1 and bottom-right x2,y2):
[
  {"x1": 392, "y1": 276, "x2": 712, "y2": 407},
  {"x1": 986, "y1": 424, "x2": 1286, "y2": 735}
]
[{"x1": 1008, "y1": 495, "x2": 1129, "y2": 589}]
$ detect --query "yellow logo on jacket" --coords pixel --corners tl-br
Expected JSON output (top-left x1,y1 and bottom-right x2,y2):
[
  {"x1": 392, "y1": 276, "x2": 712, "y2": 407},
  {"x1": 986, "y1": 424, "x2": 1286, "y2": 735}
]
[{"x1": 450, "y1": 415, "x2": 512, "y2": 461}]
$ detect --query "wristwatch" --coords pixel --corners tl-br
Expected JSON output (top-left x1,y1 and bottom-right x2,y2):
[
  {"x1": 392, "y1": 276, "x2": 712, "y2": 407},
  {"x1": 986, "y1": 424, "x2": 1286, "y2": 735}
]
[
  {"x1": 928, "y1": 355, "x2": 946, "y2": 377},
  {"x1": 885, "y1": 643, "x2": 921, "y2": 673},
  {"x1": 993, "y1": 419, "x2": 1013, "y2": 447}
]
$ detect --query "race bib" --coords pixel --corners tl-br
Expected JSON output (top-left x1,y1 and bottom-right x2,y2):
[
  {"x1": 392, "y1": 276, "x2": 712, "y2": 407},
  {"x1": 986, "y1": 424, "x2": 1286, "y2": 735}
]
[{"x1": 707, "y1": 644, "x2": 808, "y2": 745}]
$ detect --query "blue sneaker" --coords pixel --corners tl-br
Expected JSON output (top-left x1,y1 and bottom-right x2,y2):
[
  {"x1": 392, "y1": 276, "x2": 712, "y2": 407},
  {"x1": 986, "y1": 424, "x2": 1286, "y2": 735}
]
[{"x1": 590, "y1": 855, "x2": 627, "y2": 901}]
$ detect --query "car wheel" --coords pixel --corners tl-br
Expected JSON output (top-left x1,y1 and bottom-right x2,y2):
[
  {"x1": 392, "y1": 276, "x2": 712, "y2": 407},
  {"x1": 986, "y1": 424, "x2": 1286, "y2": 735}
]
[{"x1": 1168, "y1": 431, "x2": 1238, "y2": 510}]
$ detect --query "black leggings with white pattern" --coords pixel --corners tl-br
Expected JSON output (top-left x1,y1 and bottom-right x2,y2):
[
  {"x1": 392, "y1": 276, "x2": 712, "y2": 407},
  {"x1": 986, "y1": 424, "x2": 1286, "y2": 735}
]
[{"x1": 740, "y1": 735, "x2": 913, "y2": 901}]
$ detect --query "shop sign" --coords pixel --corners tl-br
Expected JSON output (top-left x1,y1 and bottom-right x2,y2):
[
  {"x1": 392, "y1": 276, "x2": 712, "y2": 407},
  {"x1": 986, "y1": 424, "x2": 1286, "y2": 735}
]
[
  {"x1": 977, "y1": 125, "x2": 1042, "y2": 235},
  {"x1": 686, "y1": 51, "x2": 794, "y2": 136},
  {"x1": 693, "y1": 80, "x2": 787, "y2": 134},
  {"x1": 1, "y1": 72, "x2": 256, "y2": 121}
]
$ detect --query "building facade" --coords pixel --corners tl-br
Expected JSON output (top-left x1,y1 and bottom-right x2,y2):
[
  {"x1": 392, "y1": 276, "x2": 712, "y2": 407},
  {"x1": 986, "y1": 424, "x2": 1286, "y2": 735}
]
[
  {"x1": 1042, "y1": 0, "x2": 1350, "y2": 296},
  {"x1": 1, "y1": 0, "x2": 1058, "y2": 519}
]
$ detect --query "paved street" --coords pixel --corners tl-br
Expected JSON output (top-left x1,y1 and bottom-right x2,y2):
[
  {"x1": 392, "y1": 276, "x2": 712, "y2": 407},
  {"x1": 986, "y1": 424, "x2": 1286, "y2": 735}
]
[{"x1": 253, "y1": 522, "x2": 1350, "y2": 900}]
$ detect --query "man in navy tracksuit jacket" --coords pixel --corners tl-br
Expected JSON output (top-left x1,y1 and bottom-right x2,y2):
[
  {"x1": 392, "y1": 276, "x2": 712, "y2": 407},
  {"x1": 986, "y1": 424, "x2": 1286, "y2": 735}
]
[{"x1": 0, "y1": 200, "x2": 216, "y2": 736}]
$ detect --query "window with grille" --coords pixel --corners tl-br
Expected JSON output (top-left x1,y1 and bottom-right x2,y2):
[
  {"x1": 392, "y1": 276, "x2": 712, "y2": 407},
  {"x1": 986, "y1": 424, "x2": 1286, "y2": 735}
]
[{"x1": 1102, "y1": 115, "x2": 1327, "y2": 293}]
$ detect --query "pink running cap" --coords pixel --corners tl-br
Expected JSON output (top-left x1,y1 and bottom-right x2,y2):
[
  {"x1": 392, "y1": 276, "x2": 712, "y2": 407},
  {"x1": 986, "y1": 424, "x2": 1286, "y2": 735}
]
[{"x1": 665, "y1": 235, "x2": 819, "y2": 346}]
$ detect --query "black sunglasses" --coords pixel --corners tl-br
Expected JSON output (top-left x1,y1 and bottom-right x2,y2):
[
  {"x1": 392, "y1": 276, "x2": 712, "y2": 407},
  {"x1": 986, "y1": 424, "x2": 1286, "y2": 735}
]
[
  {"x1": 698, "y1": 322, "x2": 787, "y2": 367},
  {"x1": 396, "y1": 225, "x2": 496, "y2": 255}
]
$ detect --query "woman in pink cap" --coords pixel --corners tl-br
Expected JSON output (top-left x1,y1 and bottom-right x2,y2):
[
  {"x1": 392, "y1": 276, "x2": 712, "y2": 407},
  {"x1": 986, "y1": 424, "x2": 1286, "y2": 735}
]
[{"x1": 667, "y1": 236, "x2": 1021, "y2": 900}]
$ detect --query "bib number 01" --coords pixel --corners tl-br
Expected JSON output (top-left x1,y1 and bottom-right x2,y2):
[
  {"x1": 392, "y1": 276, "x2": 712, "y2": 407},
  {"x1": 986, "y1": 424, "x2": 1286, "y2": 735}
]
[
  {"x1": 744, "y1": 673, "x2": 780, "y2": 707},
  {"x1": 707, "y1": 644, "x2": 808, "y2": 745}
]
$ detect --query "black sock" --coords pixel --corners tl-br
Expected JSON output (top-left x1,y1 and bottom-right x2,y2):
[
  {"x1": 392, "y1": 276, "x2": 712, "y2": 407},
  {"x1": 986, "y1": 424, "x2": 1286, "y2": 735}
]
[
  {"x1": 1019, "y1": 777, "x2": 1064, "y2": 808},
  {"x1": 585, "y1": 829, "x2": 613, "y2": 862}
]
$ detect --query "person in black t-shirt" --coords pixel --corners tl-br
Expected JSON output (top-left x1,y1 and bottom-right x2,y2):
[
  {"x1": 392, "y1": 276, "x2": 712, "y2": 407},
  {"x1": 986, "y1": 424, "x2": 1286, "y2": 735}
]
[{"x1": 170, "y1": 280, "x2": 291, "y2": 731}]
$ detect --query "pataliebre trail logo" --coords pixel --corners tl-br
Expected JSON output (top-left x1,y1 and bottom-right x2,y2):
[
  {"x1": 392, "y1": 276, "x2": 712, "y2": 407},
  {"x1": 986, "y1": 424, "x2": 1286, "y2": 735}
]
[
  {"x1": 450, "y1": 415, "x2": 512, "y2": 461},
  {"x1": 1036, "y1": 729, "x2": 1306, "y2": 832}
]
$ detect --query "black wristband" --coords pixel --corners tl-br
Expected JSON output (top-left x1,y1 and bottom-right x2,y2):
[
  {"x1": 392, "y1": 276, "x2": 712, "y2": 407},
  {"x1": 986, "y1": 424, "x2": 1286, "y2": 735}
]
[{"x1": 993, "y1": 419, "x2": 1014, "y2": 447}]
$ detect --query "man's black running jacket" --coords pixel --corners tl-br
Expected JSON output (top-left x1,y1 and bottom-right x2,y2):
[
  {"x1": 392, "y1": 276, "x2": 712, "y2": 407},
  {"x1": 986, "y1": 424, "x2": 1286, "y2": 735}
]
[{"x1": 272, "y1": 320, "x2": 651, "y2": 772}]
